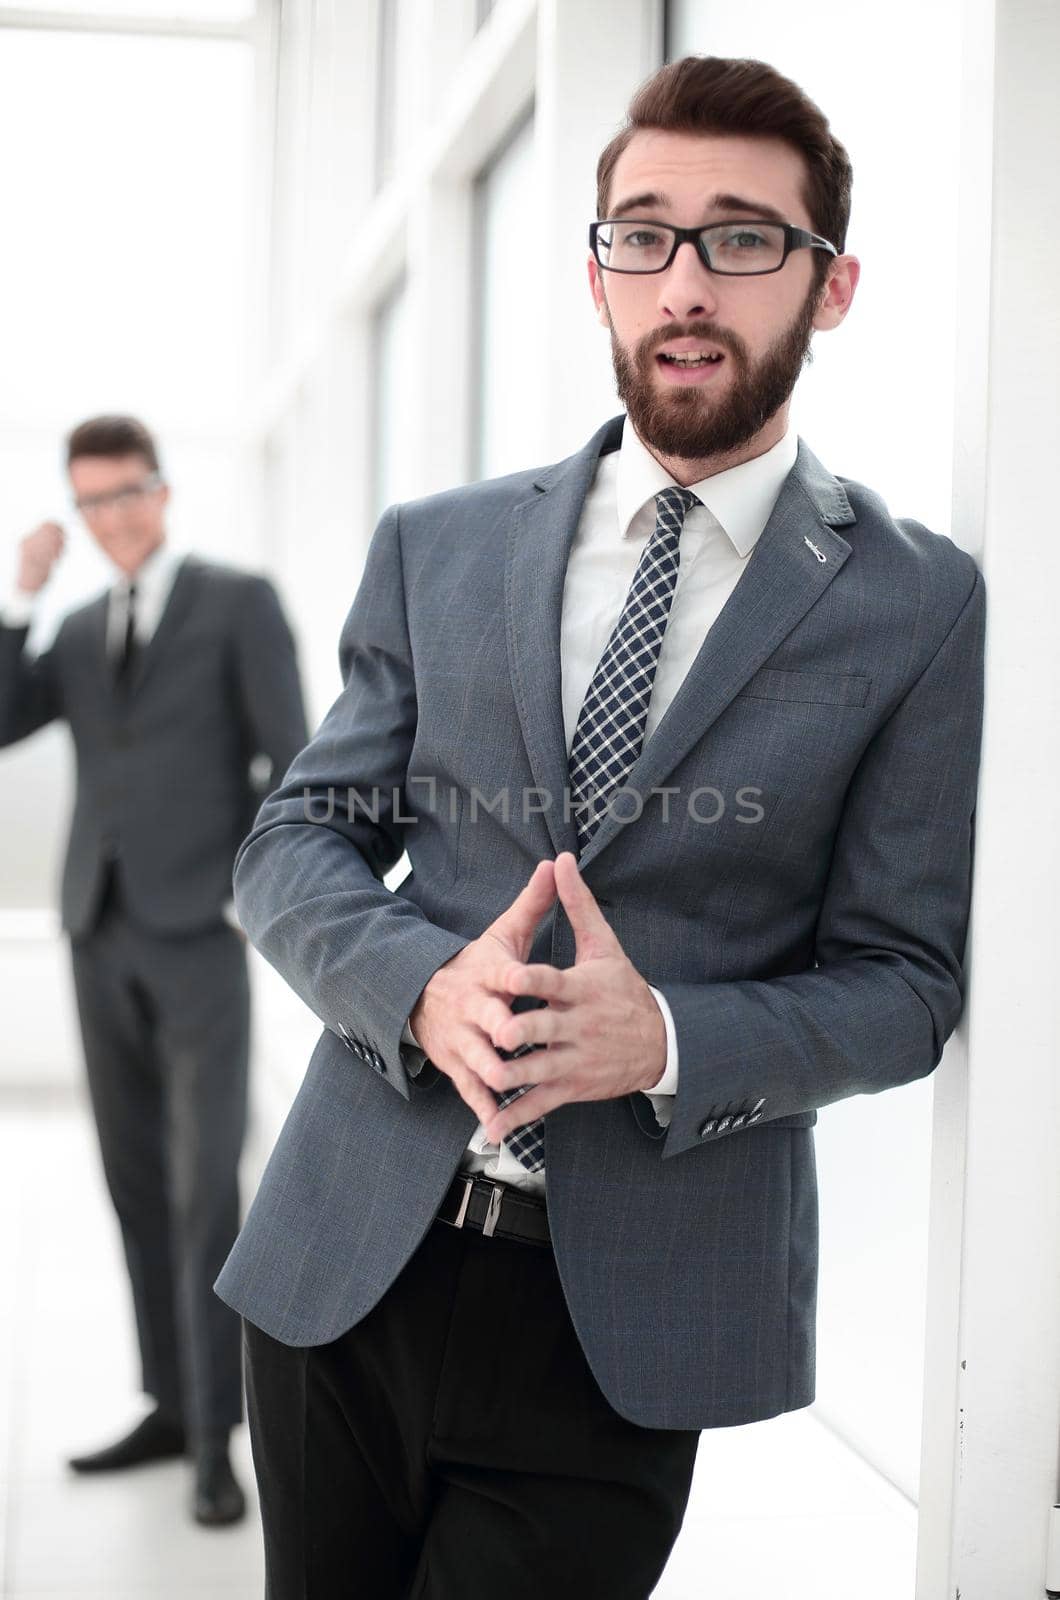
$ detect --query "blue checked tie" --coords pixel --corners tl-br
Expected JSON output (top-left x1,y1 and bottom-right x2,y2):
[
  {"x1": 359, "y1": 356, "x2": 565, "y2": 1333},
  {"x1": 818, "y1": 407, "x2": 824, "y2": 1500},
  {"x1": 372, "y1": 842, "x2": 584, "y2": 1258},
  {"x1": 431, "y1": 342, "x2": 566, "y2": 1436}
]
[{"x1": 494, "y1": 485, "x2": 700, "y2": 1172}]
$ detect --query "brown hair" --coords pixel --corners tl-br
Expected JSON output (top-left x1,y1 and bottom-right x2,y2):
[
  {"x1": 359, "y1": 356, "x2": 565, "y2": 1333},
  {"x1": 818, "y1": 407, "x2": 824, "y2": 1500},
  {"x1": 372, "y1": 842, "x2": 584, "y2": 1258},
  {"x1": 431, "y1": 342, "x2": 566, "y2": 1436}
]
[
  {"x1": 596, "y1": 56, "x2": 852, "y2": 288},
  {"x1": 66, "y1": 414, "x2": 161, "y2": 476}
]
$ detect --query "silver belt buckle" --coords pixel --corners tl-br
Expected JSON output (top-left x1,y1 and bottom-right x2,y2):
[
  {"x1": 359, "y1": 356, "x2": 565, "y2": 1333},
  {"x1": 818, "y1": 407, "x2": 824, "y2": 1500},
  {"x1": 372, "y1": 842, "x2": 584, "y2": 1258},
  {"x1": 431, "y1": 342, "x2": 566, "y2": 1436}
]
[
  {"x1": 481, "y1": 1180, "x2": 505, "y2": 1238},
  {"x1": 450, "y1": 1174, "x2": 474, "y2": 1229}
]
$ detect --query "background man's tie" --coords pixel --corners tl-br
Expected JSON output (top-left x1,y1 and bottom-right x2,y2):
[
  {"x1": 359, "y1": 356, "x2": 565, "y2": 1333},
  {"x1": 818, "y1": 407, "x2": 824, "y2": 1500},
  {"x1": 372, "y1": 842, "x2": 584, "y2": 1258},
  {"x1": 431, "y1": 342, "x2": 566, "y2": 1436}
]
[
  {"x1": 495, "y1": 486, "x2": 700, "y2": 1172},
  {"x1": 115, "y1": 581, "x2": 138, "y2": 682}
]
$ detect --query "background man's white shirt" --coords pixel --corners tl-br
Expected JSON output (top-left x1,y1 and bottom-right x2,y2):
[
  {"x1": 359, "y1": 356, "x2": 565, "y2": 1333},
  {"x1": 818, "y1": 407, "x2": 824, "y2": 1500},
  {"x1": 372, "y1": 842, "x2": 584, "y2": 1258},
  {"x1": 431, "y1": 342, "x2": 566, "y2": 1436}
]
[{"x1": 103, "y1": 543, "x2": 184, "y2": 659}]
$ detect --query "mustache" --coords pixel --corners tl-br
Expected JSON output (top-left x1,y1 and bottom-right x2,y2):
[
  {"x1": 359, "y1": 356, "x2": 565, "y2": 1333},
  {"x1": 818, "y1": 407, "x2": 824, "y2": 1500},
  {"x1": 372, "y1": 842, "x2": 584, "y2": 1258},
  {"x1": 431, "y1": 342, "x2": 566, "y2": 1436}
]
[{"x1": 637, "y1": 321, "x2": 746, "y2": 363}]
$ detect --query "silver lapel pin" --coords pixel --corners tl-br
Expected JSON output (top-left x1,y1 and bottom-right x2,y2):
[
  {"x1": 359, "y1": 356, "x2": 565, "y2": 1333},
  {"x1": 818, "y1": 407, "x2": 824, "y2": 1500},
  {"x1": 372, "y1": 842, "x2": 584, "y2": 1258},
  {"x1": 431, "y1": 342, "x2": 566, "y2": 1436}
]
[{"x1": 803, "y1": 536, "x2": 827, "y2": 563}]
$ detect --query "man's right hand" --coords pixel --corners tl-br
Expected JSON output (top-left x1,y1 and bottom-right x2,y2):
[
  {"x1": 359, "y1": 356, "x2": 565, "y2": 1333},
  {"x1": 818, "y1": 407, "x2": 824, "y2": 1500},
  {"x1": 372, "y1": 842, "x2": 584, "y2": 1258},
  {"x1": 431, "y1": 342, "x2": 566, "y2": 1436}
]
[
  {"x1": 409, "y1": 858, "x2": 557, "y2": 1130},
  {"x1": 17, "y1": 521, "x2": 65, "y2": 594}
]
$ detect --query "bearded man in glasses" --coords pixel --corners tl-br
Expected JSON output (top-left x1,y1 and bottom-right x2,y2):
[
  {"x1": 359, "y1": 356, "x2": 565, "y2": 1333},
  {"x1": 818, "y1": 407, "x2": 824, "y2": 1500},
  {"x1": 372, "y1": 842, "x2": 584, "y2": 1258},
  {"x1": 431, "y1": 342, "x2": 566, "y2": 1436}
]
[
  {"x1": 217, "y1": 56, "x2": 985, "y2": 1599},
  {"x1": 0, "y1": 414, "x2": 308, "y2": 1526}
]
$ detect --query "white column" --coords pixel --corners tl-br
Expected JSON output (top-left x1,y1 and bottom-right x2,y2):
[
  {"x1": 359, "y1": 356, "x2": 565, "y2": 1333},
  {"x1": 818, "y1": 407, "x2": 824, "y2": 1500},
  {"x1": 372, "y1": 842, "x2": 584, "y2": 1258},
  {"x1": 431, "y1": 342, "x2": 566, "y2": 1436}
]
[{"x1": 918, "y1": 0, "x2": 1060, "y2": 1593}]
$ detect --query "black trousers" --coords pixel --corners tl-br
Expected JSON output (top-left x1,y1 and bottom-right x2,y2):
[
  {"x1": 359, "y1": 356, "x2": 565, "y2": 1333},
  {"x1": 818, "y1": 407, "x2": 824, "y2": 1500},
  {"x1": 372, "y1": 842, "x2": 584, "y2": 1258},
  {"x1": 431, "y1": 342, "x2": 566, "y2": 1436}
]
[
  {"x1": 244, "y1": 1204, "x2": 701, "y2": 1599},
  {"x1": 69, "y1": 860, "x2": 249, "y2": 1434}
]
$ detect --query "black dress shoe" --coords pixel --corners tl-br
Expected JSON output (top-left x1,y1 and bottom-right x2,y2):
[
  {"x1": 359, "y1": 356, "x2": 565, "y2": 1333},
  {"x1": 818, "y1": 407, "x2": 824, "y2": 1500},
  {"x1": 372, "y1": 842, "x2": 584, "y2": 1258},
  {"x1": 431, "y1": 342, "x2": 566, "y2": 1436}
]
[
  {"x1": 193, "y1": 1444, "x2": 246, "y2": 1527},
  {"x1": 68, "y1": 1408, "x2": 186, "y2": 1474}
]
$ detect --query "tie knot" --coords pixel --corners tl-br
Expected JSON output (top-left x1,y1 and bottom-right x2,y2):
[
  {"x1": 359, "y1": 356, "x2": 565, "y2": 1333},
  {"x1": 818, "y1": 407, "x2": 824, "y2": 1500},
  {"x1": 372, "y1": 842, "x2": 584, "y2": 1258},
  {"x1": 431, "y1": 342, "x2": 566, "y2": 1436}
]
[{"x1": 654, "y1": 486, "x2": 699, "y2": 527}]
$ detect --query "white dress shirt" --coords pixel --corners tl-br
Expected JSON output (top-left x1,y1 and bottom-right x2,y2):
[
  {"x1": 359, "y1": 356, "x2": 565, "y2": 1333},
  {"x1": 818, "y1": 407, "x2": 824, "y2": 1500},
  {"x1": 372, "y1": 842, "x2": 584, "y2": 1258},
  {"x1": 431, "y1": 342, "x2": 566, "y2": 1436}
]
[
  {"x1": 103, "y1": 542, "x2": 184, "y2": 659},
  {"x1": 407, "y1": 417, "x2": 799, "y2": 1196}
]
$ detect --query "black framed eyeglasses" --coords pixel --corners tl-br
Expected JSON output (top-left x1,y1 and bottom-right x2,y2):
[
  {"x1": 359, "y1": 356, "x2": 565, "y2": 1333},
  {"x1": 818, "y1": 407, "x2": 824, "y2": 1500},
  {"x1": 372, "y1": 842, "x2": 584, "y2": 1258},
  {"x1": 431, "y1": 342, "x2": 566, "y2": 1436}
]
[
  {"x1": 589, "y1": 218, "x2": 837, "y2": 276},
  {"x1": 73, "y1": 473, "x2": 163, "y2": 516}
]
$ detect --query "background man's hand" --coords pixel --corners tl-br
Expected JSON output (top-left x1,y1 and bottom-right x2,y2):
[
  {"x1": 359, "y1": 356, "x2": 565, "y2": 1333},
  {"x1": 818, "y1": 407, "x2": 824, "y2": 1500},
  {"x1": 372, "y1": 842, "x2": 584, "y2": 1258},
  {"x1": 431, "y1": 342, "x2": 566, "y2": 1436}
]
[
  {"x1": 409, "y1": 859, "x2": 557, "y2": 1130},
  {"x1": 17, "y1": 521, "x2": 65, "y2": 594},
  {"x1": 478, "y1": 851, "x2": 667, "y2": 1145}
]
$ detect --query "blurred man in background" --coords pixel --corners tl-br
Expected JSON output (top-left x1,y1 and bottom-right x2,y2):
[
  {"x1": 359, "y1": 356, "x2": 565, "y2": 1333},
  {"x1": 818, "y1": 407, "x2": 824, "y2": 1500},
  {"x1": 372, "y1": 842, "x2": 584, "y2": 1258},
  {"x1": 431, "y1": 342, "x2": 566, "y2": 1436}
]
[{"x1": 0, "y1": 414, "x2": 308, "y2": 1526}]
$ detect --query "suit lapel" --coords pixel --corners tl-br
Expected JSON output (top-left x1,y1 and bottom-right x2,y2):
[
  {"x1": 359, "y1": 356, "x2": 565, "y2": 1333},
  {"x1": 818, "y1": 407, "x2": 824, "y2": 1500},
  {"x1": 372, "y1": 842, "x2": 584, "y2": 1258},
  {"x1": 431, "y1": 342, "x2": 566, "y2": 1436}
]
[
  {"x1": 576, "y1": 437, "x2": 857, "y2": 871},
  {"x1": 505, "y1": 416, "x2": 624, "y2": 858},
  {"x1": 506, "y1": 418, "x2": 859, "y2": 871}
]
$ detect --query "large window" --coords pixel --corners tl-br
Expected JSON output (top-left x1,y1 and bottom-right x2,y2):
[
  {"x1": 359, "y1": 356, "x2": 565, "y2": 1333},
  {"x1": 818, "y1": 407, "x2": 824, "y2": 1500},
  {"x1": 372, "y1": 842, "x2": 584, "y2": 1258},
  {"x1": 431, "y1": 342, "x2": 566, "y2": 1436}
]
[
  {"x1": 471, "y1": 108, "x2": 542, "y2": 480},
  {"x1": 0, "y1": 28, "x2": 251, "y2": 443},
  {"x1": 372, "y1": 278, "x2": 412, "y2": 518},
  {"x1": 374, "y1": 0, "x2": 415, "y2": 192},
  {"x1": 0, "y1": 22, "x2": 253, "y2": 907}
]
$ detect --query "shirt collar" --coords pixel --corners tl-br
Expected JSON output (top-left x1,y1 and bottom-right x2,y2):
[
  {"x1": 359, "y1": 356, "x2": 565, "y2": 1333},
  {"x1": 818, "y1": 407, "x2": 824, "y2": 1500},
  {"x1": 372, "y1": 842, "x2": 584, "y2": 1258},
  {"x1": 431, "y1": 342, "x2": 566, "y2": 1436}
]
[
  {"x1": 110, "y1": 540, "x2": 180, "y2": 598},
  {"x1": 615, "y1": 416, "x2": 799, "y2": 559}
]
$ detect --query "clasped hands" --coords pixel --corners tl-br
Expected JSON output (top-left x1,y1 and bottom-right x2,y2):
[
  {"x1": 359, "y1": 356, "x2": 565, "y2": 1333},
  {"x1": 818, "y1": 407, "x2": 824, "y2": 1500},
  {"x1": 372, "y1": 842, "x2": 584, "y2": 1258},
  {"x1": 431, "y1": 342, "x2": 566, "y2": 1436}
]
[{"x1": 408, "y1": 853, "x2": 667, "y2": 1145}]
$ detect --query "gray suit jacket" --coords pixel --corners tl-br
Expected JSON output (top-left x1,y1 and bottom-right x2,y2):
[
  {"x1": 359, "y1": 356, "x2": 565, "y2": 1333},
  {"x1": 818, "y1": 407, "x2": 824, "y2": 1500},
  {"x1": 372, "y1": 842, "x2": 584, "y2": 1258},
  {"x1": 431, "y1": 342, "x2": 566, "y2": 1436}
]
[
  {"x1": 0, "y1": 555, "x2": 308, "y2": 936},
  {"x1": 216, "y1": 415, "x2": 986, "y2": 1430}
]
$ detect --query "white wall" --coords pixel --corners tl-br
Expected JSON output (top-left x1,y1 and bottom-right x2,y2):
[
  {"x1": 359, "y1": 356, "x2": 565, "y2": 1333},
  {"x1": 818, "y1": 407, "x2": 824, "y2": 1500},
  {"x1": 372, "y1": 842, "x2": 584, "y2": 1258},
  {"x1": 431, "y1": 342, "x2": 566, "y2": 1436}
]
[{"x1": 917, "y1": 0, "x2": 1060, "y2": 1590}]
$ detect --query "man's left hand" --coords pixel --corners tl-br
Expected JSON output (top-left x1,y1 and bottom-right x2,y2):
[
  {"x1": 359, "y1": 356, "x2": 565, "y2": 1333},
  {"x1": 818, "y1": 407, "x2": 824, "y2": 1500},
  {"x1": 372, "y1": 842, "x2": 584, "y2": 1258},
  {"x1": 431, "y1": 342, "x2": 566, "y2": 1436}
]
[{"x1": 479, "y1": 851, "x2": 667, "y2": 1145}]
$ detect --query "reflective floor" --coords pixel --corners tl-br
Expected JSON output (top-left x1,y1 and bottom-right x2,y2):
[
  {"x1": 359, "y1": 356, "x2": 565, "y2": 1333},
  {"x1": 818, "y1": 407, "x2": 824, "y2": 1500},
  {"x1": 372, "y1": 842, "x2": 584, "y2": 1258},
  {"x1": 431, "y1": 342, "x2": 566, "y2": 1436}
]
[{"x1": 0, "y1": 1093, "x2": 917, "y2": 1598}]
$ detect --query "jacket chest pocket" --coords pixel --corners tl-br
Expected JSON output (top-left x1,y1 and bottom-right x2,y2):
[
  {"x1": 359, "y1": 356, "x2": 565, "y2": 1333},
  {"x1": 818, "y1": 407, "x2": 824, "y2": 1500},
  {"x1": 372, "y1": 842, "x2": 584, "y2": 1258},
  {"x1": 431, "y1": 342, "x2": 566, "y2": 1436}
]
[{"x1": 735, "y1": 667, "x2": 872, "y2": 708}]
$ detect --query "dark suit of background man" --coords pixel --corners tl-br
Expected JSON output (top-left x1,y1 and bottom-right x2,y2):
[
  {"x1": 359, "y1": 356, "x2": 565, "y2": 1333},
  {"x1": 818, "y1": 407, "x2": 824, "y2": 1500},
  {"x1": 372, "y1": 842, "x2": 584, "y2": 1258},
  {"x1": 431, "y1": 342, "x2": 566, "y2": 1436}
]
[
  {"x1": 0, "y1": 414, "x2": 308, "y2": 1526},
  {"x1": 216, "y1": 56, "x2": 986, "y2": 1598}
]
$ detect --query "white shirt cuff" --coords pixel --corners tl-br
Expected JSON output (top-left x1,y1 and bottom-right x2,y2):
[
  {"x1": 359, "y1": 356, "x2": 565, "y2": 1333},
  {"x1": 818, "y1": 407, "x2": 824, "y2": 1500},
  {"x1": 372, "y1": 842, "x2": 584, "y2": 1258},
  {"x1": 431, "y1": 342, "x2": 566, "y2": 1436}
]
[
  {"x1": 0, "y1": 588, "x2": 36, "y2": 627},
  {"x1": 641, "y1": 985, "x2": 679, "y2": 1127},
  {"x1": 401, "y1": 1016, "x2": 427, "y2": 1077}
]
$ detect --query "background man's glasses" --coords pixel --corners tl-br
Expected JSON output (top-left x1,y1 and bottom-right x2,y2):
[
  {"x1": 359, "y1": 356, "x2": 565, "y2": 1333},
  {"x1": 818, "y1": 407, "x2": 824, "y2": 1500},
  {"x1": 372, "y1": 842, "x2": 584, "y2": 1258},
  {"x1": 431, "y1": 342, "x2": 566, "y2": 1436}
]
[
  {"x1": 589, "y1": 218, "x2": 838, "y2": 276},
  {"x1": 74, "y1": 474, "x2": 163, "y2": 516}
]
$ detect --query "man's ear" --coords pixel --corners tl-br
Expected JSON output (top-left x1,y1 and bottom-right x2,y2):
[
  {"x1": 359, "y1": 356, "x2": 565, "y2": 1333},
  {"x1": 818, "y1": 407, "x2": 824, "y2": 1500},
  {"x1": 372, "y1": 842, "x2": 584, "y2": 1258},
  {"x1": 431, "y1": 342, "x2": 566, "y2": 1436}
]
[
  {"x1": 812, "y1": 255, "x2": 860, "y2": 333},
  {"x1": 588, "y1": 254, "x2": 611, "y2": 329}
]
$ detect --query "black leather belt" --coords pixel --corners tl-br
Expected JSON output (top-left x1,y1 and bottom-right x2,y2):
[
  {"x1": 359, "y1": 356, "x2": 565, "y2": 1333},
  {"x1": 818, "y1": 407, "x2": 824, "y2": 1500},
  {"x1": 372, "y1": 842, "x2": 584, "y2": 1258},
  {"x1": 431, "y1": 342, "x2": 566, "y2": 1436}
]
[{"x1": 435, "y1": 1172, "x2": 551, "y2": 1247}]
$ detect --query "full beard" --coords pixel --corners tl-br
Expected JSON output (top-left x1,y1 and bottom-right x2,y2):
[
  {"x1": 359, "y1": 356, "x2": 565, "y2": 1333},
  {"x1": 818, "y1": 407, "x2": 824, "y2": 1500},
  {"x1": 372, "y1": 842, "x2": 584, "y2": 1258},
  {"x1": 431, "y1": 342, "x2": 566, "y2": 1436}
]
[{"x1": 609, "y1": 283, "x2": 820, "y2": 463}]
